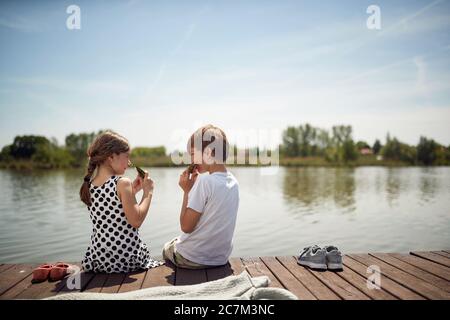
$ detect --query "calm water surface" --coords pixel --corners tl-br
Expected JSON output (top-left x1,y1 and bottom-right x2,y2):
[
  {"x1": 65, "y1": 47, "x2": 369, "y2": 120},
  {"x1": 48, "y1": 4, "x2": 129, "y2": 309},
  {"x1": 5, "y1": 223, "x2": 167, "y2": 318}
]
[{"x1": 0, "y1": 167, "x2": 449, "y2": 263}]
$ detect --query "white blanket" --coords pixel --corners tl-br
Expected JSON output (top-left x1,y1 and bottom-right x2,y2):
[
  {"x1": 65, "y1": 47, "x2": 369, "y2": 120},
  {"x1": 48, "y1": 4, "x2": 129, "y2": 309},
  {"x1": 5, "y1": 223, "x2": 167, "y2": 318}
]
[{"x1": 45, "y1": 271, "x2": 298, "y2": 300}]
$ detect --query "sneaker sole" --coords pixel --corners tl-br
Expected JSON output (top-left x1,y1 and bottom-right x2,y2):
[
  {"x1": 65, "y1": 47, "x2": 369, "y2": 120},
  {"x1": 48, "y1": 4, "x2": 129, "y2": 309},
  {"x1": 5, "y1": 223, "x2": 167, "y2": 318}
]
[
  {"x1": 327, "y1": 263, "x2": 343, "y2": 270},
  {"x1": 297, "y1": 260, "x2": 327, "y2": 270}
]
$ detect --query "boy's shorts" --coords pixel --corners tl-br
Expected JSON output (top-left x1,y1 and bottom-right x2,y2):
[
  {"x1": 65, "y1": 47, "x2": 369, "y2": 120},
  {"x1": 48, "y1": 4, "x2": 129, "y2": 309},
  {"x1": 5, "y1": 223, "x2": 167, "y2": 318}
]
[{"x1": 162, "y1": 237, "x2": 210, "y2": 269}]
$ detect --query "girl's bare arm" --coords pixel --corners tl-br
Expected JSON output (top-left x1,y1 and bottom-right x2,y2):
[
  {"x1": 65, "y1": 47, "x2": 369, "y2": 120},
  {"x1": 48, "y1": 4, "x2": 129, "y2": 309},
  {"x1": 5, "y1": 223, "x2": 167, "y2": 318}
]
[{"x1": 117, "y1": 177, "x2": 152, "y2": 228}]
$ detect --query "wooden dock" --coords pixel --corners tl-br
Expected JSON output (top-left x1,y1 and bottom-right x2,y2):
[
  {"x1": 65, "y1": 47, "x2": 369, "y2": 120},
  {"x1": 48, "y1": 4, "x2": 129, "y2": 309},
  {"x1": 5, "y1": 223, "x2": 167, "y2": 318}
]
[{"x1": 0, "y1": 251, "x2": 449, "y2": 300}]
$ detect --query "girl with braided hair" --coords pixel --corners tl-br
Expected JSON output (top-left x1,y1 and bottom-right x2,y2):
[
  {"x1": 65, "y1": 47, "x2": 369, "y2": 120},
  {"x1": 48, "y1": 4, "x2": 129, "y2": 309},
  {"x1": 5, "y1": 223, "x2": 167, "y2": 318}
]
[{"x1": 79, "y1": 131, "x2": 163, "y2": 273}]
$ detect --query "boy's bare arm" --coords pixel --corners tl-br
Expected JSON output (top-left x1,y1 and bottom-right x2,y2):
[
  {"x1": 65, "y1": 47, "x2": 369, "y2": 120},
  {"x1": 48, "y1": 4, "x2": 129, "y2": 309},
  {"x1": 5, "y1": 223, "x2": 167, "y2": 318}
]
[
  {"x1": 179, "y1": 192, "x2": 201, "y2": 233},
  {"x1": 178, "y1": 169, "x2": 201, "y2": 233}
]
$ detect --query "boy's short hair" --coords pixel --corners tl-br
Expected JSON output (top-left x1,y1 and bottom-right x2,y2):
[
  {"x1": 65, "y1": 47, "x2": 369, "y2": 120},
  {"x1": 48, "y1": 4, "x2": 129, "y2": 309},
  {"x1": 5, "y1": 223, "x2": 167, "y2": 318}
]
[{"x1": 188, "y1": 125, "x2": 229, "y2": 163}]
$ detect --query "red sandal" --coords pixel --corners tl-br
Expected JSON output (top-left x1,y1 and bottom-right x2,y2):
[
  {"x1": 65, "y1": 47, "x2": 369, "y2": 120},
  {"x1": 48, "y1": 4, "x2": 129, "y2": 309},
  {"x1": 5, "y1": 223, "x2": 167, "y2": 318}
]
[
  {"x1": 32, "y1": 262, "x2": 75, "y2": 283},
  {"x1": 49, "y1": 262, "x2": 72, "y2": 281},
  {"x1": 32, "y1": 263, "x2": 53, "y2": 283}
]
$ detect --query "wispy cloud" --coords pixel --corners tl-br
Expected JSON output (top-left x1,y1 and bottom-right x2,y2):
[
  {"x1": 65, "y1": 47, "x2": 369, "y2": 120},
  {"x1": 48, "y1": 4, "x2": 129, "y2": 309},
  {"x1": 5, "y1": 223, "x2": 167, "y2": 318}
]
[
  {"x1": 378, "y1": 0, "x2": 445, "y2": 37},
  {"x1": 338, "y1": 42, "x2": 450, "y2": 88},
  {"x1": 2, "y1": 77, "x2": 132, "y2": 96},
  {"x1": 170, "y1": 23, "x2": 196, "y2": 57},
  {"x1": 341, "y1": 0, "x2": 448, "y2": 55},
  {"x1": 0, "y1": 15, "x2": 43, "y2": 32},
  {"x1": 139, "y1": 4, "x2": 211, "y2": 102},
  {"x1": 142, "y1": 21, "x2": 197, "y2": 96}
]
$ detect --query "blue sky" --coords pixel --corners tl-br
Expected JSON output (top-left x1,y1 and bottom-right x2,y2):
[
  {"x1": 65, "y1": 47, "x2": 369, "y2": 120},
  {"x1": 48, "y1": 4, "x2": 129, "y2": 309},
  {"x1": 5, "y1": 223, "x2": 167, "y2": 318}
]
[{"x1": 1, "y1": 0, "x2": 449, "y2": 151}]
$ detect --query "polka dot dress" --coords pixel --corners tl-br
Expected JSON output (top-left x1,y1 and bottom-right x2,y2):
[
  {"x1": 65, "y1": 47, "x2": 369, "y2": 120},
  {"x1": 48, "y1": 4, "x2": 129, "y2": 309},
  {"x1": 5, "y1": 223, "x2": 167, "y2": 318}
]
[{"x1": 82, "y1": 175, "x2": 163, "y2": 273}]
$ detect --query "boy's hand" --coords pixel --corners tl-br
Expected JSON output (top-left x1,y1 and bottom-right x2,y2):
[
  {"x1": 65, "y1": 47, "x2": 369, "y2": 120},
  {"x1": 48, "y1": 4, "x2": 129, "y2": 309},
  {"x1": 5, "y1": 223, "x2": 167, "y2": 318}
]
[
  {"x1": 132, "y1": 175, "x2": 143, "y2": 195},
  {"x1": 179, "y1": 168, "x2": 199, "y2": 193}
]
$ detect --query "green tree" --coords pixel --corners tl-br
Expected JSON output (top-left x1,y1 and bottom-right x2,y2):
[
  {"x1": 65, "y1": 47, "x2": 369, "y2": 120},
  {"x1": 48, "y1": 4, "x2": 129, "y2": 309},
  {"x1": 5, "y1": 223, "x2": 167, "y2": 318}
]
[
  {"x1": 447, "y1": 146, "x2": 450, "y2": 163},
  {"x1": 373, "y1": 139, "x2": 382, "y2": 154},
  {"x1": 298, "y1": 124, "x2": 316, "y2": 157},
  {"x1": 315, "y1": 129, "x2": 331, "y2": 155},
  {"x1": 65, "y1": 131, "x2": 100, "y2": 167},
  {"x1": 281, "y1": 124, "x2": 331, "y2": 158},
  {"x1": 330, "y1": 125, "x2": 358, "y2": 163},
  {"x1": 0, "y1": 145, "x2": 13, "y2": 162},
  {"x1": 281, "y1": 126, "x2": 300, "y2": 157},
  {"x1": 342, "y1": 140, "x2": 359, "y2": 162},
  {"x1": 381, "y1": 134, "x2": 416, "y2": 164},
  {"x1": 417, "y1": 136, "x2": 439, "y2": 165},
  {"x1": 356, "y1": 141, "x2": 370, "y2": 150},
  {"x1": 331, "y1": 125, "x2": 352, "y2": 145},
  {"x1": 131, "y1": 146, "x2": 166, "y2": 158},
  {"x1": 31, "y1": 141, "x2": 73, "y2": 168},
  {"x1": 9, "y1": 135, "x2": 50, "y2": 159},
  {"x1": 0, "y1": 135, "x2": 74, "y2": 168}
]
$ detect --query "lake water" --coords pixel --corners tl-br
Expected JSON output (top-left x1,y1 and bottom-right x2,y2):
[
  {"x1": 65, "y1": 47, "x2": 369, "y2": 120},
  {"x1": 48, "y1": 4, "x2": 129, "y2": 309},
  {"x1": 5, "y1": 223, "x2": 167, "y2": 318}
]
[{"x1": 0, "y1": 167, "x2": 449, "y2": 263}]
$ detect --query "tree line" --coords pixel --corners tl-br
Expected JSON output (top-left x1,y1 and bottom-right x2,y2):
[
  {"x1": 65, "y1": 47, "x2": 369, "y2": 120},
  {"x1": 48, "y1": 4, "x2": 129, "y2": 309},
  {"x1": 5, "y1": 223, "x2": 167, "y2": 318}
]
[
  {"x1": 1, "y1": 125, "x2": 449, "y2": 169},
  {"x1": 0, "y1": 130, "x2": 168, "y2": 169},
  {"x1": 280, "y1": 124, "x2": 450, "y2": 165}
]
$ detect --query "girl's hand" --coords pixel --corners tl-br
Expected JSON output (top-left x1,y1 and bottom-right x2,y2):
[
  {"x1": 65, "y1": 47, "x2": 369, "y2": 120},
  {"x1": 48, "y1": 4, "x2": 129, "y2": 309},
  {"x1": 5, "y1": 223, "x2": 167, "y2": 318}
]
[
  {"x1": 132, "y1": 175, "x2": 143, "y2": 195},
  {"x1": 179, "y1": 168, "x2": 199, "y2": 193},
  {"x1": 142, "y1": 171, "x2": 154, "y2": 195}
]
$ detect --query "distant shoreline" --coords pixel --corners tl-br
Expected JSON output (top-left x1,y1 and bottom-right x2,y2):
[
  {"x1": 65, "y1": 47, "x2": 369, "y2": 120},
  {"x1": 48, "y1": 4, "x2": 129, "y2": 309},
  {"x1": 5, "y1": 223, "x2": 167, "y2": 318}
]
[
  {"x1": 3, "y1": 128, "x2": 449, "y2": 170},
  {"x1": 1, "y1": 156, "x2": 449, "y2": 170}
]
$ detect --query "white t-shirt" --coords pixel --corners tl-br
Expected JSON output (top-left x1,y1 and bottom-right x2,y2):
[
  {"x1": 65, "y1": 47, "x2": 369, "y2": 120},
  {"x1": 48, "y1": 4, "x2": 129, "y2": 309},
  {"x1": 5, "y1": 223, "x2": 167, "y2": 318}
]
[{"x1": 176, "y1": 170, "x2": 239, "y2": 266}]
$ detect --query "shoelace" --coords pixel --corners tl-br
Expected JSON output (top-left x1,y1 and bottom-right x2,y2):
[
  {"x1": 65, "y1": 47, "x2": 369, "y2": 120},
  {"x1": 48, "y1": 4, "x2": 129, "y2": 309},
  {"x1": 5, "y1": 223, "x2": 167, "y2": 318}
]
[
  {"x1": 299, "y1": 246, "x2": 311, "y2": 258},
  {"x1": 299, "y1": 245, "x2": 322, "y2": 258},
  {"x1": 324, "y1": 246, "x2": 340, "y2": 254}
]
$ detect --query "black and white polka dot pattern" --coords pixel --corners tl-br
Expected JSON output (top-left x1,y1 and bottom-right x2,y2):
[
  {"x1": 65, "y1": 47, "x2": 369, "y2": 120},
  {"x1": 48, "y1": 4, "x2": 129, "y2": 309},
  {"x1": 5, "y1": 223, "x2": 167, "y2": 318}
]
[{"x1": 82, "y1": 175, "x2": 163, "y2": 273}]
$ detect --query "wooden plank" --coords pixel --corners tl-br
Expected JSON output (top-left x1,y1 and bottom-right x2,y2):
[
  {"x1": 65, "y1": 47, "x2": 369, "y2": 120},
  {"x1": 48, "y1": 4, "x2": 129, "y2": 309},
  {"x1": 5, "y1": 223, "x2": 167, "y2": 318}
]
[
  {"x1": 141, "y1": 262, "x2": 176, "y2": 288},
  {"x1": 334, "y1": 258, "x2": 397, "y2": 300},
  {"x1": 390, "y1": 253, "x2": 450, "y2": 281},
  {"x1": 343, "y1": 255, "x2": 424, "y2": 300},
  {"x1": 175, "y1": 267, "x2": 207, "y2": 286},
  {"x1": 56, "y1": 264, "x2": 96, "y2": 295},
  {"x1": 14, "y1": 277, "x2": 65, "y2": 299},
  {"x1": 2, "y1": 252, "x2": 448, "y2": 300},
  {"x1": 0, "y1": 264, "x2": 15, "y2": 274},
  {"x1": 241, "y1": 257, "x2": 283, "y2": 289},
  {"x1": 83, "y1": 273, "x2": 109, "y2": 293},
  {"x1": 206, "y1": 263, "x2": 234, "y2": 282},
  {"x1": 0, "y1": 273, "x2": 35, "y2": 299},
  {"x1": 118, "y1": 270, "x2": 147, "y2": 293},
  {"x1": 100, "y1": 273, "x2": 126, "y2": 293},
  {"x1": 307, "y1": 267, "x2": 370, "y2": 300},
  {"x1": 11, "y1": 263, "x2": 71, "y2": 299},
  {"x1": 350, "y1": 254, "x2": 450, "y2": 300},
  {"x1": 432, "y1": 251, "x2": 450, "y2": 259},
  {"x1": 260, "y1": 256, "x2": 316, "y2": 300},
  {"x1": 411, "y1": 251, "x2": 450, "y2": 268},
  {"x1": 56, "y1": 273, "x2": 96, "y2": 295},
  {"x1": 371, "y1": 253, "x2": 450, "y2": 293},
  {"x1": 277, "y1": 256, "x2": 340, "y2": 300},
  {"x1": 12, "y1": 262, "x2": 84, "y2": 299},
  {"x1": 0, "y1": 264, "x2": 38, "y2": 296},
  {"x1": 229, "y1": 258, "x2": 245, "y2": 275}
]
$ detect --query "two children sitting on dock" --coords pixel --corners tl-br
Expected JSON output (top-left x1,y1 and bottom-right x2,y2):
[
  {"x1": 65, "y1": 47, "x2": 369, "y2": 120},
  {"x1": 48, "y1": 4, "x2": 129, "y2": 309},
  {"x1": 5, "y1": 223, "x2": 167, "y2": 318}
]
[{"x1": 79, "y1": 125, "x2": 239, "y2": 273}]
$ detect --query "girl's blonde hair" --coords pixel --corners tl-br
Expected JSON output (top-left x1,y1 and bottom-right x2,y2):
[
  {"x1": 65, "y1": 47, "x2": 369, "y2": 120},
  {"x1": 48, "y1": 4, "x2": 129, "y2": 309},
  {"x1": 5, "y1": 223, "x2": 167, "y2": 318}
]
[{"x1": 79, "y1": 130, "x2": 130, "y2": 206}]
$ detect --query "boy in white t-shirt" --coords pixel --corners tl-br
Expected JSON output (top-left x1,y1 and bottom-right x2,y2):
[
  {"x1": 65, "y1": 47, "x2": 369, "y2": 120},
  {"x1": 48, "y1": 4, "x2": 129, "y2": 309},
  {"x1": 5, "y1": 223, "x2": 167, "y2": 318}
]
[{"x1": 162, "y1": 125, "x2": 239, "y2": 268}]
